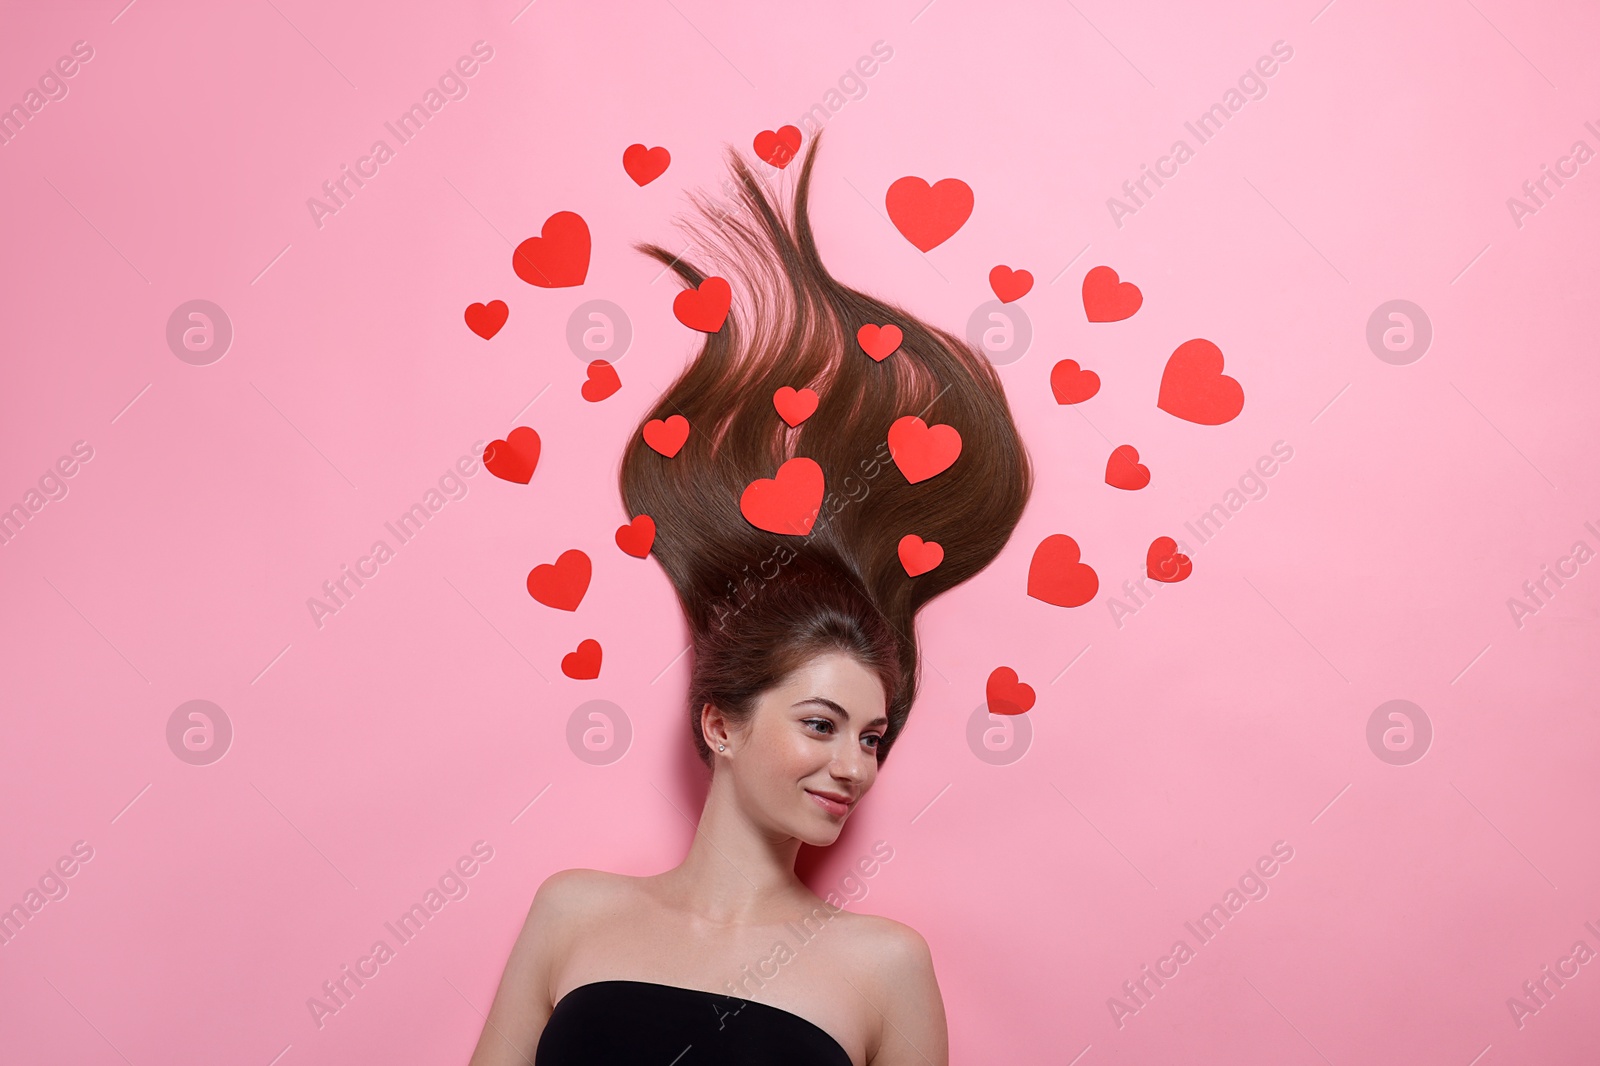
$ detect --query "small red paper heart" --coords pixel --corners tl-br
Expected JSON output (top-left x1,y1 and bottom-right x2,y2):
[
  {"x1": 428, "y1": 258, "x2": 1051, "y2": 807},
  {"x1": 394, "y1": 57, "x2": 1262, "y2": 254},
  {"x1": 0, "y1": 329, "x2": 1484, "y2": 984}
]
[
  {"x1": 464, "y1": 300, "x2": 508, "y2": 339},
  {"x1": 989, "y1": 265, "x2": 1033, "y2": 303},
  {"x1": 1157, "y1": 339, "x2": 1244, "y2": 425},
  {"x1": 986, "y1": 666, "x2": 1036, "y2": 716},
  {"x1": 885, "y1": 176, "x2": 974, "y2": 252},
  {"x1": 773, "y1": 386, "x2": 819, "y2": 427},
  {"x1": 857, "y1": 323, "x2": 903, "y2": 362},
  {"x1": 483, "y1": 427, "x2": 541, "y2": 484},
  {"x1": 740, "y1": 457, "x2": 824, "y2": 536},
  {"x1": 1082, "y1": 265, "x2": 1142, "y2": 322},
  {"x1": 643, "y1": 414, "x2": 690, "y2": 457},
  {"x1": 1105, "y1": 445, "x2": 1151, "y2": 491},
  {"x1": 1147, "y1": 537, "x2": 1192, "y2": 583},
  {"x1": 674, "y1": 276, "x2": 732, "y2": 333},
  {"x1": 615, "y1": 514, "x2": 656, "y2": 558},
  {"x1": 753, "y1": 125, "x2": 802, "y2": 168},
  {"x1": 582, "y1": 360, "x2": 621, "y2": 402},
  {"x1": 1027, "y1": 534, "x2": 1098, "y2": 608},
  {"x1": 526, "y1": 549, "x2": 592, "y2": 611},
  {"x1": 622, "y1": 143, "x2": 670, "y2": 186},
  {"x1": 1049, "y1": 359, "x2": 1100, "y2": 405},
  {"x1": 888, "y1": 415, "x2": 962, "y2": 484},
  {"x1": 897, "y1": 534, "x2": 944, "y2": 577},
  {"x1": 561, "y1": 638, "x2": 602, "y2": 679},
  {"x1": 512, "y1": 211, "x2": 590, "y2": 288}
]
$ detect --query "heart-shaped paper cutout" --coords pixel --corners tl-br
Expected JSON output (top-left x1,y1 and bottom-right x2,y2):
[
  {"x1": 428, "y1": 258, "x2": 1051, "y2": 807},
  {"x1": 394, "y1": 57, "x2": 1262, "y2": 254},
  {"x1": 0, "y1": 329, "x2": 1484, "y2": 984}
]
[
  {"x1": 1049, "y1": 359, "x2": 1100, "y2": 405},
  {"x1": 526, "y1": 549, "x2": 592, "y2": 611},
  {"x1": 753, "y1": 125, "x2": 802, "y2": 168},
  {"x1": 1082, "y1": 265, "x2": 1142, "y2": 322},
  {"x1": 1105, "y1": 445, "x2": 1150, "y2": 490},
  {"x1": 857, "y1": 323, "x2": 903, "y2": 362},
  {"x1": 622, "y1": 143, "x2": 670, "y2": 186},
  {"x1": 512, "y1": 211, "x2": 589, "y2": 288},
  {"x1": 615, "y1": 514, "x2": 656, "y2": 558},
  {"x1": 582, "y1": 360, "x2": 621, "y2": 402},
  {"x1": 1147, "y1": 537, "x2": 1193, "y2": 583},
  {"x1": 674, "y1": 276, "x2": 732, "y2": 333},
  {"x1": 989, "y1": 265, "x2": 1033, "y2": 303},
  {"x1": 1026, "y1": 534, "x2": 1098, "y2": 607},
  {"x1": 897, "y1": 534, "x2": 944, "y2": 577},
  {"x1": 643, "y1": 414, "x2": 690, "y2": 457},
  {"x1": 885, "y1": 176, "x2": 974, "y2": 252},
  {"x1": 773, "y1": 386, "x2": 819, "y2": 427},
  {"x1": 1157, "y1": 339, "x2": 1244, "y2": 425},
  {"x1": 888, "y1": 415, "x2": 962, "y2": 484},
  {"x1": 464, "y1": 300, "x2": 508, "y2": 339},
  {"x1": 986, "y1": 666, "x2": 1036, "y2": 716},
  {"x1": 483, "y1": 427, "x2": 541, "y2": 484},
  {"x1": 561, "y1": 638, "x2": 602, "y2": 679},
  {"x1": 740, "y1": 457, "x2": 824, "y2": 536}
]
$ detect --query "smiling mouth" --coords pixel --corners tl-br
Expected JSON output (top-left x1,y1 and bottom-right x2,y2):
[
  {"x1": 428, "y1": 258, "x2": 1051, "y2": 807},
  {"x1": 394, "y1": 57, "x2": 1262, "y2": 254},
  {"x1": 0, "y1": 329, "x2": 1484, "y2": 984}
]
[{"x1": 805, "y1": 790, "x2": 853, "y2": 817}]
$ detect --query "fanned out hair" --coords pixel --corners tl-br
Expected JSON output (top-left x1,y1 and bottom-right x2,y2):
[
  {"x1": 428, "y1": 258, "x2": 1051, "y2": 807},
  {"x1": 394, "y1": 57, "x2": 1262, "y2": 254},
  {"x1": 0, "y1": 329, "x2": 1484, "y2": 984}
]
[{"x1": 619, "y1": 131, "x2": 1033, "y2": 766}]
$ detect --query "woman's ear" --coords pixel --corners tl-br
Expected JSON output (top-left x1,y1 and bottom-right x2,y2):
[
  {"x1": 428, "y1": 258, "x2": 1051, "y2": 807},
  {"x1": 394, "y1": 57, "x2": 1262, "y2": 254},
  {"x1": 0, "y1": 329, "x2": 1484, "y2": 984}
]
[{"x1": 700, "y1": 701, "x2": 729, "y2": 754}]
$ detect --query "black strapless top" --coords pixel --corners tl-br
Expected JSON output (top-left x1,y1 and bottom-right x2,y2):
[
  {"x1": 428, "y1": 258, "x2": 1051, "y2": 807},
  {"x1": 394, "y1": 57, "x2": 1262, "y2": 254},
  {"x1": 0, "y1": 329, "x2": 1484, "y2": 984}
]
[{"x1": 535, "y1": 979, "x2": 854, "y2": 1065}]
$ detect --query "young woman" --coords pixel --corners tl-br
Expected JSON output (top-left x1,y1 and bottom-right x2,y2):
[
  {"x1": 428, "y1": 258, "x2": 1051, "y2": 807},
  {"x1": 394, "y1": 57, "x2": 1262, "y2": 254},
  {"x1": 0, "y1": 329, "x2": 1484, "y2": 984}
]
[{"x1": 467, "y1": 132, "x2": 1033, "y2": 1066}]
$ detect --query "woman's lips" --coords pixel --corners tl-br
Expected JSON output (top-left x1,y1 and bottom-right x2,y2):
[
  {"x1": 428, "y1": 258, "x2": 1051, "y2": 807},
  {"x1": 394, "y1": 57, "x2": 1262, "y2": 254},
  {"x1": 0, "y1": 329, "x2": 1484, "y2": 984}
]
[{"x1": 806, "y1": 790, "x2": 851, "y2": 817}]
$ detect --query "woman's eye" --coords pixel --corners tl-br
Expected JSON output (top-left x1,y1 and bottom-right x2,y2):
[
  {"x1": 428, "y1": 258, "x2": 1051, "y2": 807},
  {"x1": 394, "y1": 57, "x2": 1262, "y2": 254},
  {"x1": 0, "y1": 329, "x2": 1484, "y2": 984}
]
[{"x1": 804, "y1": 718, "x2": 833, "y2": 734}]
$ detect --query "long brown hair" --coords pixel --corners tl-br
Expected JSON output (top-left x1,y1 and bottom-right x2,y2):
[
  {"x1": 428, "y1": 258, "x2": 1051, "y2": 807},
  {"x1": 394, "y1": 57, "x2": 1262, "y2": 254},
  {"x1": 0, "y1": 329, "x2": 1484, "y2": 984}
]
[{"x1": 619, "y1": 132, "x2": 1033, "y2": 766}]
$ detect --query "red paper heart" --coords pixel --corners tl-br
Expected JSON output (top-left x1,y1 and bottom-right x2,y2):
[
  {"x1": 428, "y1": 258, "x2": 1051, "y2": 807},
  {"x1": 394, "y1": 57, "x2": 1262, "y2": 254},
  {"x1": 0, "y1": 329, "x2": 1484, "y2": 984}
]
[
  {"x1": 483, "y1": 427, "x2": 541, "y2": 484},
  {"x1": 526, "y1": 549, "x2": 592, "y2": 611},
  {"x1": 464, "y1": 300, "x2": 508, "y2": 339},
  {"x1": 512, "y1": 211, "x2": 590, "y2": 288},
  {"x1": 1082, "y1": 265, "x2": 1142, "y2": 322},
  {"x1": 1027, "y1": 534, "x2": 1098, "y2": 608},
  {"x1": 857, "y1": 323, "x2": 903, "y2": 362},
  {"x1": 986, "y1": 666, "x2": 1036, "y2": 716},
  {"x1": 1147, "y1": 537, "x2": 1192, "y2": 583},
  {"x1": 581, "y1": 360, "x2": 621, "y2": 402},
  {"x1": 1049, "y1": 359, "x2": 1100, "y2": 405},
  {"x1": 622, "y1": 143, "x2": 670, "y2": 186},
  {"x1": 888, "y1": 415, "x2": 962, "y2": 484},
  {"x1": 885, "y1": 176, "x2": 974, "y2": 252},
  {"x1": 1105, "y1": 445, "x2": 1151, "y2": 490},
  {"x1": 1157, "y1": 339, "x2": 1244, "y2": 425},
  {"x1": 674, "y1": 276, "x2": 731, "y2": 333},
  {"x1": 773, "y1": 386, "x2": 819, "y2": 427},
  {"x1": 615, "y1": 514, "x2": 656, "y2": 558},
  {"x1": 642, "y1": 414, "x2": 690, "y2": 457},
  {"x1": 753, "y1": 125, "x2": 802, "y2": 168},
  {"x1": 989, "y1": 265, "x2": 1033, "y2": 303},
  {"x1": 740, "y1": 457, "x2": 824, "y2": 536},
  {"x1": 897, "y1": 534, "x2": 944, "y2": 577},
  {"x1": 561, "y1": 638, "x2": 602, "y2": 679}
]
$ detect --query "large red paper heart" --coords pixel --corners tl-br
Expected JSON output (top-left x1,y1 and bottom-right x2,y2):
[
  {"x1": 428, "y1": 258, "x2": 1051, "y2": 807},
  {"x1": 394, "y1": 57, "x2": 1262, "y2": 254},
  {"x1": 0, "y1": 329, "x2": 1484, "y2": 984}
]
[
  {"x1": 897, "y1": 534, "x2": 944, "y2": 577},
  {"x1": 773, "y1": 386, "x2": 819, "y2": 427},
  {"x1": 464, "y1": 300, "x2": 508, "y2": 339},
  {"x1": 1049, "y1": 359, "x2": 1100, "y2": 405},
  {"x1": 857, "y1": 323, "x2": 903, "y2": 362},
  {"x1": 1157, "y1": 339, "x2": 1244, "y2": 425},
  {"x1": 885, "y1": 176, "x2": 974, "y2": 252},
  {"x1": 561, "y1": 638, "x2": 602, "y2": 679},
  {"x1": 986, "y1": 666, "x2": 1036, "y2": 716},
  {"x1": 526, "y1": 549, "x2": 592, "y2": 611},
  {"x1": 1147, "y1": 537, "x2": 1192, "y2": 583},
  {"x1": 615, "y1": 514, "x2": 656, "y2": 558},
  {"x1": 740, "y1": 457, "x2": 824, "y2": 536},
  {"x1": 1082, "y1": 265, "x2": 1142, "y2": 322},
  {"x1": 512, "y1": 211, "x2": 589, "y2": 288},
  {"x1": 753, "y1": 126, "x2": 802, "y2": 168},
  {"x1": 989, "y1": 265, "x2": 1033, "y2": 303},
  {"x1": 674, "y1": 276, "x2": 732, "y2": 333},
  {"x1": 1105, "y1": 445, "x2": 1151, "y2": 490},
  {"x1": 888, "y1": 415, "x2": 962, "y2": 484},
  {"x1": 483, "y1": 427, "x2": 541, "y2": 484},
  {"x1": 622, "y1": 143, "x2": 670, "y2": 186},
  {"x1": 1027, "y1": 534, "x2": 1098, "y2": 608},
  {"x1": 581, "y1": 360, "x2": 621, "y2": 402},
  {"x1": 643, "y1": 414, "x2": 690, "y2": 457}
]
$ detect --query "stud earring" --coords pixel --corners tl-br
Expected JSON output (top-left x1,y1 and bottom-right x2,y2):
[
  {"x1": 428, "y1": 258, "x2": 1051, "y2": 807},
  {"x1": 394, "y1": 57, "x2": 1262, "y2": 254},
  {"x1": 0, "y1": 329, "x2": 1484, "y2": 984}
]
[{"x1": 718, "y1": 744, "x2": 726, "y2": 751}]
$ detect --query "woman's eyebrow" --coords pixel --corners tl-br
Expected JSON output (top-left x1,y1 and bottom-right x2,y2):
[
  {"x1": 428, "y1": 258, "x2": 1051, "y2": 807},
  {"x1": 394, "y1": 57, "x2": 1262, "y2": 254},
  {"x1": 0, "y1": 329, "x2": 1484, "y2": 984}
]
[{"x1": 794, "y1": 697, "x2": 889, "y2": 727}]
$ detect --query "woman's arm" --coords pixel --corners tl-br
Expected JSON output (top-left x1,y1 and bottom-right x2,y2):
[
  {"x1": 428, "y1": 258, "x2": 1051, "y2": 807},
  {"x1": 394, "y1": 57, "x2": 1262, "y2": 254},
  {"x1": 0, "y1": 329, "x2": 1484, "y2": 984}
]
[
  {"x1": 866, "y1": 923, "x2": 950, "y2": 1066},
  {"x1": 465, "y1": 870, "x2": 583, "y2": 1066}
]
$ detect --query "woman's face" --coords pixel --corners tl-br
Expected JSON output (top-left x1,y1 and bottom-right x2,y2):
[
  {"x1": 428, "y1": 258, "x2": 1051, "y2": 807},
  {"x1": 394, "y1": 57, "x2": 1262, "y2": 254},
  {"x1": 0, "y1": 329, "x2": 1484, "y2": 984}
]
[{"x1": 713, "y1": 649, "x2": 888, "y2": 846}]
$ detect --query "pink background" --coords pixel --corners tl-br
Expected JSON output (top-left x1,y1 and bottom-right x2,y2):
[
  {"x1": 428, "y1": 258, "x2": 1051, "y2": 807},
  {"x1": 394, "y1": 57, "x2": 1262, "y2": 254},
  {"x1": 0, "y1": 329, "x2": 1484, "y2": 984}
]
[{"x1": 2, "y1": 0, "x2": 1598, "y2": 1063}]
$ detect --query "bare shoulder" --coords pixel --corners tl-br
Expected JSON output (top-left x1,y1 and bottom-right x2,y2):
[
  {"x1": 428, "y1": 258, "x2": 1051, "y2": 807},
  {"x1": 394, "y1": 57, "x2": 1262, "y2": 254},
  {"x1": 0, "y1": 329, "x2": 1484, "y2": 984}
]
[
  {"x1": 530, "y1": 867, "x2": 634, "y2": 923},
  {"x1": 832, "y1": 913, "x2": 949, "y2": 1066}
]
